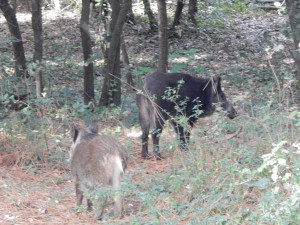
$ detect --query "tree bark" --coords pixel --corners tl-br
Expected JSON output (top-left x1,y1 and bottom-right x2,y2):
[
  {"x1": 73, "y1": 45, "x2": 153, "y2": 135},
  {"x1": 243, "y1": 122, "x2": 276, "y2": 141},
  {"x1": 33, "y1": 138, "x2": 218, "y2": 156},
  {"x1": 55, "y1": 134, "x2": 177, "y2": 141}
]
[
  {"x1": 157, "y1": 0, "x2": 168, "y2": 73},
  {"x1": 286, "y1": 0, "x2": 300, "y2": 86},
  {"x1": 188, "y1": 0, "x2": 197, "y2": 24},
  {"x1": 31, "y1": 0, "x2": 43, "y2": 98},
  {"x1": 142, "y1": 0, "x2": 157, "y2": 30},
  {"x1": 80, "y1": 0, "x2": 95, "y2": 104},
  {"x1": 99, "y1": 0, "x2": 132, "y2": 106},
  {"x1": 0, "y1": 0, "x2": 27, "y2": 77},
  {"x1": 172, "y1": 0, "x2": 185, "y2": 28}
]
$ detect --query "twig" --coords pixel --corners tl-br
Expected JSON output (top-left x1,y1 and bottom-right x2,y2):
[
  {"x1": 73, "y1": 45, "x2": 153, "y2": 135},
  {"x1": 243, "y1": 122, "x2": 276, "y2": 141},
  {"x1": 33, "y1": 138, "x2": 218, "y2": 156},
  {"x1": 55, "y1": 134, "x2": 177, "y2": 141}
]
[
  {"x1": 227, "y1": 126, "x2": 243, "y2": 140},
  {"x1": 266, "y1": 52, "x2": 281, "y2": 91}
]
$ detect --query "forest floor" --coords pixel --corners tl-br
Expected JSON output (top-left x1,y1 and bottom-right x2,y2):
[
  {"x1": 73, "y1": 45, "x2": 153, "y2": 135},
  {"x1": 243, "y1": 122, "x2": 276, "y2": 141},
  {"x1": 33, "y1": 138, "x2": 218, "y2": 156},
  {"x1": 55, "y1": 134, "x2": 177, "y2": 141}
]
[
  {"x1": 0, "y1": 3, "x2": 299, "y2": 225},
  {"x1": 0, "y1": 131, "x2": 173, "y2": 224}
]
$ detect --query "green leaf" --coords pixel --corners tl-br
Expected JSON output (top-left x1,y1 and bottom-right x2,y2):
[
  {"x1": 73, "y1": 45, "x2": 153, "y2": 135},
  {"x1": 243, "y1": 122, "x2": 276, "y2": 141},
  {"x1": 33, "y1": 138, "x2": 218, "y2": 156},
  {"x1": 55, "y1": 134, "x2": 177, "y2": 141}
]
[{"x1": 247, "y1": 178, "x2": 270, "y2": 190}]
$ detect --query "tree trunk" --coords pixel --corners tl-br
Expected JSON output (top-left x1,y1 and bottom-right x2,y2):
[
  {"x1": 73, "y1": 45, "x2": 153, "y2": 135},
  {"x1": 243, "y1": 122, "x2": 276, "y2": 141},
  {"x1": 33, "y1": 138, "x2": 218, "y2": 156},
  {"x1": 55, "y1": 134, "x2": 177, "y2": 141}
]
[
  {"x1": 99, "y1": 0, "x2": 132, "y2": 106},
  {"x1": 286, "y1": 0, "x2": 300, "y2": 87},
  {"x1": 99, "y1": 0, "x2": 109, "y2": 59},
  {"x1": 81, "y1": 0, "x2": 95, "y2": 104},
  {"x1": 31, "y1": 0, "x2": 43, "y2": 98},
  {"x1": 172, "y1": 0, "x2": 185, "y2": 28},
  {"x1": 121, "y1": 35, "x2": 134, "y2": 86},
  {"x1": 188, "y1": 0, "x2": 197, "y2": 24},
  {"x1": 0, "y1": 0, "x2": 27, "y2": 77},
  {"x1": 157, "y1": 0, "x2": 168, "y2": 73},
  {"x1": 142, "y1": 0, "x2": 157, "y2": 30}
]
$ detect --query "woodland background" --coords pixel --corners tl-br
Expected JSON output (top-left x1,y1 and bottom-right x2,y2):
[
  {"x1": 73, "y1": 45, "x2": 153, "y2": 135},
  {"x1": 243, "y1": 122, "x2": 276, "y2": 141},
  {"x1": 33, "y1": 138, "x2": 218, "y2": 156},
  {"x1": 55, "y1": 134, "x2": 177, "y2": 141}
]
[{"x1": 0, "y1": 0, "x2": 300, "y2": 224}]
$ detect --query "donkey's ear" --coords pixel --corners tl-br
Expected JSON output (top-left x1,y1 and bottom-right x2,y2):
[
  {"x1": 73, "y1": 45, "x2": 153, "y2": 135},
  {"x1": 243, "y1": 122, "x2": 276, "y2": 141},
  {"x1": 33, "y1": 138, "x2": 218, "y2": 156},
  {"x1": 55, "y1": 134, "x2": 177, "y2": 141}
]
[{"x1": 70, "y1": 124, "x2": 80, "y2": 143}]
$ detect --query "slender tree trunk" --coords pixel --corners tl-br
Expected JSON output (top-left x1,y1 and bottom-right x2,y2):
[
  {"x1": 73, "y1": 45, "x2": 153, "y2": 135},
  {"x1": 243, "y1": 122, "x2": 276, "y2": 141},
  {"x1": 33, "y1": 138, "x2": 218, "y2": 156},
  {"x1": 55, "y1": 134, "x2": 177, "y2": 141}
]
[
  {"x1": 99, "y1": 0, "x2": 132, "y2": 106},
  {"x1": 31, "y1": 0, "x2": 43, "y2": 98},
  {"x1": 188, "y1": 0, "x2": 197, "y2": 24},
  {"x1": 99, "y1": 0, "x2": 109, "y2": 59},
  {"x1": 142, "y1": 0, "x2": 157, "y2": 30},
  {"x1": 81, "y1": 0, "x2": 95, "y2": 104},
  {"x1": 121, "y1": 35, "x2": 134, "y2": 86},
  {"x1": 157, "y1": 0, "x2": 168, "y2": 73},
  {"x1": 286, "y1": 0, "x2": 300, "y2": 87},
  {"x1": 0, "y1": 0, "x2": 27, "y2": 77},
  {"x1": 172, "y1": 0, "x2": 185, "y2": 28}
]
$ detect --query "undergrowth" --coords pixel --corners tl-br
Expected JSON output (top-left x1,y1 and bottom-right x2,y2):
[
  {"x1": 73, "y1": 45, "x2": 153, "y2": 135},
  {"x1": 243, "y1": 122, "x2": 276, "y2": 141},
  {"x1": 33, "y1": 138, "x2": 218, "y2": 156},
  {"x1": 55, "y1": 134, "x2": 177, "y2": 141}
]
[
  {"x1": 117, "y1": 89, "x2": 300, "y2": 224},
  {"x1": 1, "y1": 52, "x2": 299, "y2": 225}
]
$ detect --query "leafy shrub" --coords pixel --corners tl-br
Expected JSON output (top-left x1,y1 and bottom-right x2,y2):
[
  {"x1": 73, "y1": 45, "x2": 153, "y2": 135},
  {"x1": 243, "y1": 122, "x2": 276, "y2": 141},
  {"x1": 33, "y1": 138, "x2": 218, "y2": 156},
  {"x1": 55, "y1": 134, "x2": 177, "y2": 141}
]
[{"x1": 255, "y1": 141, "x2": 300, "y2": 224}]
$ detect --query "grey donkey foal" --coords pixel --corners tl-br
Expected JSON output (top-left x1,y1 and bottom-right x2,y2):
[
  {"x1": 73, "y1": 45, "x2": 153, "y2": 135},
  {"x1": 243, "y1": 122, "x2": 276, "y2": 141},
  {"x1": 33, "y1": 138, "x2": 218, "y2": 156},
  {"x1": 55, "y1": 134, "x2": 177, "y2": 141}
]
[{"x1": 69, "y1": 124, "x2": 128, "y2": 219}]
